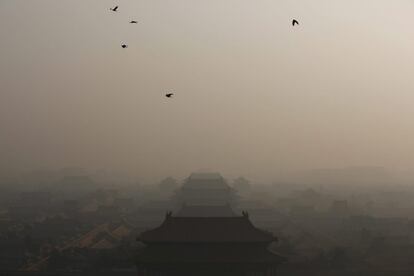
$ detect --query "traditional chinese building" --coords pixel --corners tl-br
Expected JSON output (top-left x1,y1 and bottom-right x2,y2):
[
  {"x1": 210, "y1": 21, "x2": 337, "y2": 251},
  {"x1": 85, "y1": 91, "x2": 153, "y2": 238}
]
[
  {"x1": 174, "y1": 173, "x2": 238, "y2": 206},
  {"x1": 175, "y1": 203, "x2": 237, "y2": 217},
  {"x1": 136, "y1": 212, "x2": 285, "y2": 276}
]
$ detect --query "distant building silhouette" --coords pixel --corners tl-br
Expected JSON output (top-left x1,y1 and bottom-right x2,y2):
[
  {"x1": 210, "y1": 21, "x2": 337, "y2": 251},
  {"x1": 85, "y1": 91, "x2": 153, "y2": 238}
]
[
  {"x1": 175, "y1": 173, "x2": 238, "y2": 206},
  {"x1": 59, "y1": 175, "x2": 97, "y2": 200}
]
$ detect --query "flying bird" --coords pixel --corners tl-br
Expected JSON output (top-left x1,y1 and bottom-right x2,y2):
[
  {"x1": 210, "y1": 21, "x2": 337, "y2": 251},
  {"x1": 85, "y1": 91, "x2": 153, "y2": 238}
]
[
  {"x1": 121, "y1": 44, "x2": 128, "y2": 48},
  {"x1": 130, "y1": 20, "x2": 138, "y2": 24},
  {"x1": 165, "y1": 93, "x2": 174, "y2": 98},
  {"x1": 292, "y1": 19, "x2": 299, "y2": 26},
  {"x1": 110, "y1": 6, "x2": 119, "y2": 12}
]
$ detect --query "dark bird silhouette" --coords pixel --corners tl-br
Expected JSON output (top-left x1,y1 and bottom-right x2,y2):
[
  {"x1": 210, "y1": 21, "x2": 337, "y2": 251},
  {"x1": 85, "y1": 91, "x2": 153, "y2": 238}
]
[
  {"x1": 292, "y1": 19, "x2": 299, "y2": 26},
  {"x1": 130, "y1": 20, "x2": 138, "y2": 24},
  {"x1": 121, "y1": 44, "x2": 128, "y2": 48},
  {"x1": 165, "y1": 93, "x2": 174, "y2": 98},
  {"x1": 110, "y1": 6, "x2": 119, "y2": 12}
]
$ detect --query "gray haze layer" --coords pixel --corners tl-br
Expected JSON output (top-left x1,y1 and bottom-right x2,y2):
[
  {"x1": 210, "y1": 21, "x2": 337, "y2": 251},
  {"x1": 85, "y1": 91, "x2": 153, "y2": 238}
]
[{"x1": 1, "y1": 0, "x2": 414, "y2": 181}]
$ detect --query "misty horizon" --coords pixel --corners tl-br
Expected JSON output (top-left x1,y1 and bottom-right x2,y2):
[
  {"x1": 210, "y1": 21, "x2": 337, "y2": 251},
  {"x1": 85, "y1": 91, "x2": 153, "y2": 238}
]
[
  {"x1": 1, "y1": 0, "x2": 414, "y2": 182},
  {"x1": 2, "y1": 2, "x2": 414, "y2": 275}
]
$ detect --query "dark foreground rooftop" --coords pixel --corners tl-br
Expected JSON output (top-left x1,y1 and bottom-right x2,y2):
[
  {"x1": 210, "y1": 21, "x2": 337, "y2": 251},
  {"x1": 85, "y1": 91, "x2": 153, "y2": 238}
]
[{"x1": 139, "y1": 213, "x2": 276, "y2": 243}]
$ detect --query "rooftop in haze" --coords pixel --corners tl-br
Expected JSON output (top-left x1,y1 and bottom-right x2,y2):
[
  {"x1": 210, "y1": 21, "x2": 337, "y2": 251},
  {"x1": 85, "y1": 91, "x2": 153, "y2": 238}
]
[{"x1": 139, "y1": 213, "x2": 275, "y2": 243}]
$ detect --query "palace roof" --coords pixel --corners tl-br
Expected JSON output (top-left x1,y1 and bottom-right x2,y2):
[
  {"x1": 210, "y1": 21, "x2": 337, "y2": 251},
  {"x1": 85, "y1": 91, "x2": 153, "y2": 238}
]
[{"x1": 139, "y1": 214, "x2": 276, "y2": 243}]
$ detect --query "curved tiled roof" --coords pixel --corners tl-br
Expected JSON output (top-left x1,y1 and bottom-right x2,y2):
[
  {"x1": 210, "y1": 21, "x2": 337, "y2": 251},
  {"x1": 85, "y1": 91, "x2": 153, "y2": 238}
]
[
  {"x1": 137, "y1": 244, "x2": 285, "y2": 264},
  {"x1": 181, "y1": 173, "x2": 230, "y2": 190},
  {"x1": 139, "y1": 215, "x2": 276, "y2": 243}
]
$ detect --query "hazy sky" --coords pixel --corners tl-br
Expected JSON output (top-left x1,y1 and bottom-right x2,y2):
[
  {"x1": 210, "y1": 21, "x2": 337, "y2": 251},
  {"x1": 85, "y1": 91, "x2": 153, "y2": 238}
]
[{"x1": 1, "y1": 0, "x2": 414, "y2": 181}]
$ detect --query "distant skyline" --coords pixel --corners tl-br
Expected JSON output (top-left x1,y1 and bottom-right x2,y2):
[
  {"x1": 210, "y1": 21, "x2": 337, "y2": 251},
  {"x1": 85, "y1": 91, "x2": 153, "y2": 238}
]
[{"x1": 1, "y1": 1, "x2": 414, "y2": 182}]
